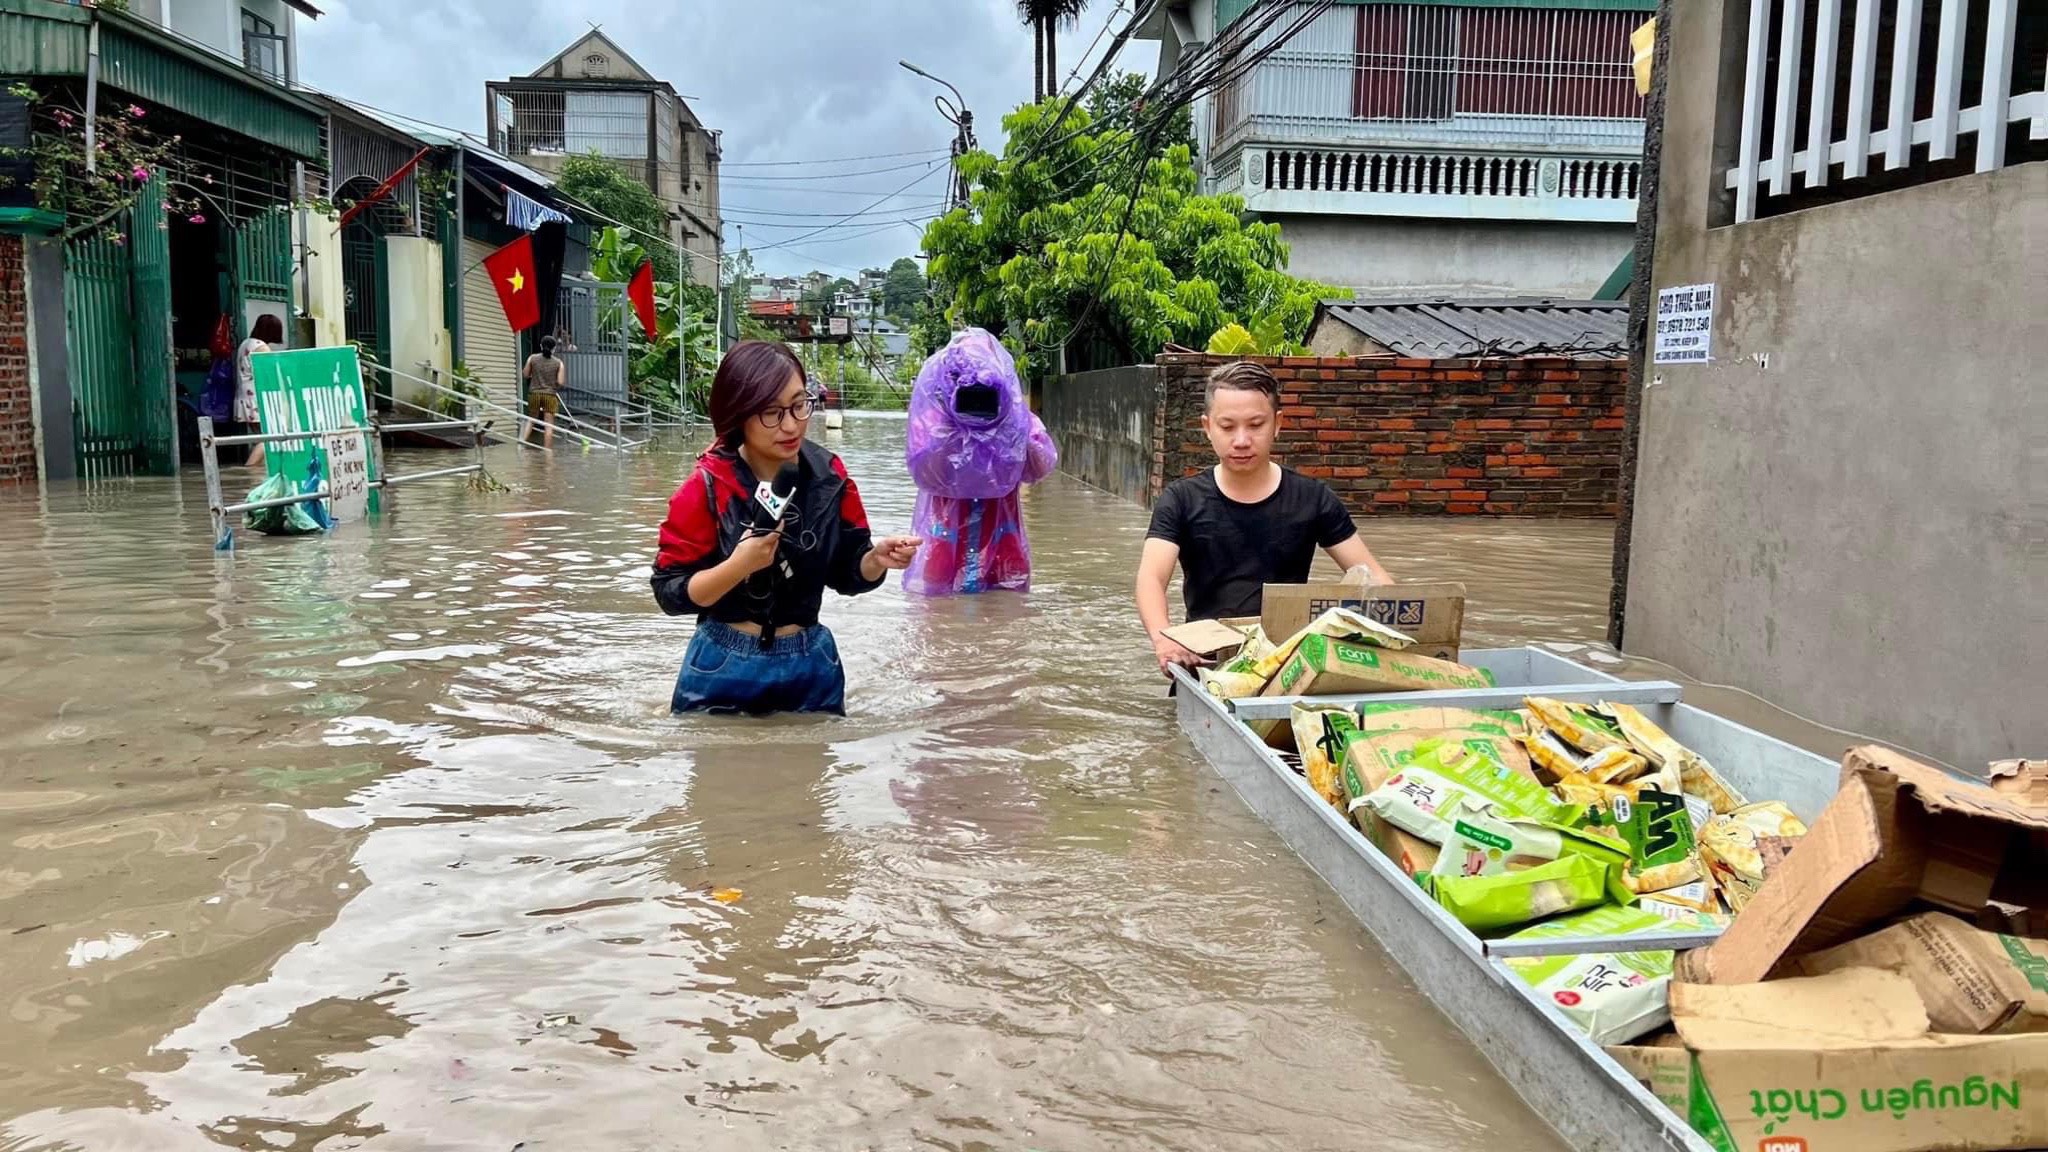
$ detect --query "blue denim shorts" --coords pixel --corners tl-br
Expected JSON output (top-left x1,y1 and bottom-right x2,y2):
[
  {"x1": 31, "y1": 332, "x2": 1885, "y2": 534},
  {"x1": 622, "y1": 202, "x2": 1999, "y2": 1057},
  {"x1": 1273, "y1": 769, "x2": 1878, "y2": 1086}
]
[{"x1": 671, "y1": 619, "x2": 846, "y2": 716}]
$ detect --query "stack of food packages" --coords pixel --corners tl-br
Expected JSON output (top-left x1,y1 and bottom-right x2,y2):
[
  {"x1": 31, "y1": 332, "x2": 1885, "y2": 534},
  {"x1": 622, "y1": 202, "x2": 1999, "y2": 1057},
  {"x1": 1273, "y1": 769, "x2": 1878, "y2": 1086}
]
[
  {"x1": 1195, "y1": 609, "x2": 1494, "y2": 712},
  {"x1": 1289, "y1": 694, "x2": 1812, "y2": 1046}
]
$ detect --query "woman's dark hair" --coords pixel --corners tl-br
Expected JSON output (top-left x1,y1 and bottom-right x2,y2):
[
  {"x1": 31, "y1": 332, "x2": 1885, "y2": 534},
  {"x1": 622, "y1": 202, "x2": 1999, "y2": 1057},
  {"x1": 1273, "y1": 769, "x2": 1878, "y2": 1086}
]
[
  {"x1": 710, "y1": 340, "x2": 807, "y2": 445},
  {"x1": 251, "y1": 314, "x2": 285, "y2": 345},
  {"x1": 539, "y1": 335, "x2": 557, "y2": 356}
]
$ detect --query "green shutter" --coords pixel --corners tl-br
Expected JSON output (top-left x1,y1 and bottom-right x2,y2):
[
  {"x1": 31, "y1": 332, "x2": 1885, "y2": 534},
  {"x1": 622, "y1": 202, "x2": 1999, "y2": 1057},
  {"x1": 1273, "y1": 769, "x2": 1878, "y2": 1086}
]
[{"x1": 128, "y1": 174, "x2": 176, "y2": 475}]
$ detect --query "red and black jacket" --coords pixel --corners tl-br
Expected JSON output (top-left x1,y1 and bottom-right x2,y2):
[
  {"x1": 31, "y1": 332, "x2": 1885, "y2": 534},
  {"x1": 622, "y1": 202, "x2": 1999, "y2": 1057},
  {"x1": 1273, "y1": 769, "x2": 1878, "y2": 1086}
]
[{"x1": 651, "y1": 439, "x2": 883, "y2": 632}]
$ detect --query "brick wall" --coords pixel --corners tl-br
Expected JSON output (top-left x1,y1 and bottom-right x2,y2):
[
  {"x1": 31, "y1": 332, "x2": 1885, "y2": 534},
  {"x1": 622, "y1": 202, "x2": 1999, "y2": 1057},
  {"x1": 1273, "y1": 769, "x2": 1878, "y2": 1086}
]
[
  {"x1": 1150, "y1": 352, "x2": 1626, "y2": 516},
  {"x1": 0, "y1": 235, "x2": 34, "y2": 485}
]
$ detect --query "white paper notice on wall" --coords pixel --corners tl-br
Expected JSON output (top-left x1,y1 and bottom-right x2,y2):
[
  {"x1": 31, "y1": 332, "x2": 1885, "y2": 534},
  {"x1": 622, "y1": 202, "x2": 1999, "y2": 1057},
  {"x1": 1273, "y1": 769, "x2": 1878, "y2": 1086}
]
[
  {"x1": 1654, "y1": 283, "x2": 1715, "y2": 364},
  {"x1": 322, "y1": 430, "x2": 371, "y2": 523}
]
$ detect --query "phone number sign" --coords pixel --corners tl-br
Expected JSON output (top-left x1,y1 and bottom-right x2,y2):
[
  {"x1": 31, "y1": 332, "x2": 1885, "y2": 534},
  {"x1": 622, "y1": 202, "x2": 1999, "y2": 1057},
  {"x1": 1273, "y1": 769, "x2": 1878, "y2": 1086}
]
[{"x1": 1654, "y1": 283, "x2": 1715, "y2": 364}]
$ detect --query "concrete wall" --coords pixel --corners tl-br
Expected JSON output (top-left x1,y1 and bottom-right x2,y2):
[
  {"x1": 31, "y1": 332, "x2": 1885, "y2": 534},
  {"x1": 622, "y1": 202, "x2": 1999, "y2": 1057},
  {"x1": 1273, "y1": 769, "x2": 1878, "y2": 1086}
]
[
  {"x1": 1272, "y1": 214, "x2": 1633, "y2": 297},
  {"x1": 1041, "y1": 366, "x2": 1160, "y2": 504},
  {"x1": 1623, "y1": 0, "x2": 2048, "y2": 769},
  {"x1": 383, "y1": 236, "x2": 451, "y2": 409},
  {"x1": 300, "y1": 211, "x2": 348, "y2": 351}
]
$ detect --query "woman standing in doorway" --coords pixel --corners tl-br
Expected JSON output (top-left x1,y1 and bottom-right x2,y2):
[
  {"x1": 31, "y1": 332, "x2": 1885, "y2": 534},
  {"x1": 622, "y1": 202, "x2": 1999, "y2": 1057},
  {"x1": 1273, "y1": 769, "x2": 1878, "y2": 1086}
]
[
  {"x1": 522, "y1": 335, "x2": 563, "y2": 450},
  {"x1": 651, "y1": 341, "x2": 921, "y2": 715},
  {"x1": 234, "y1": 314, "x2": 284, "y2": 469}
]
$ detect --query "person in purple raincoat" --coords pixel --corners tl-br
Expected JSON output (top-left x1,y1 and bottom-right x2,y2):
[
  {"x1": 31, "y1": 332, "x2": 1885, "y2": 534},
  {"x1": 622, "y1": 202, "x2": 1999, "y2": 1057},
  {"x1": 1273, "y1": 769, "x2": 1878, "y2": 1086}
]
[{"x1": 902, "y1": 329, "x2": 1058, "y2": 596}]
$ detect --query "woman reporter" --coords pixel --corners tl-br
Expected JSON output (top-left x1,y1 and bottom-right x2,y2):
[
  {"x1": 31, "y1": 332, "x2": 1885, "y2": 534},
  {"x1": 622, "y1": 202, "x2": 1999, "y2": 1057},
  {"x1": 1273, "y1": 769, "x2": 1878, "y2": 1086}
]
[{"x1": 651, "y1": 341, "x2": 920, "y2": 715}]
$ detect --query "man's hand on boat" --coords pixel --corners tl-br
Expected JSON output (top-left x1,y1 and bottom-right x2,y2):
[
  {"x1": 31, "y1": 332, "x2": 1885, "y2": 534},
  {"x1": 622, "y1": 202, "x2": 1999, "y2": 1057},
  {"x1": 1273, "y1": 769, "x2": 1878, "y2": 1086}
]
[{"x1": 1151, "y1": 631, "x2": 1206, "y2": 677}]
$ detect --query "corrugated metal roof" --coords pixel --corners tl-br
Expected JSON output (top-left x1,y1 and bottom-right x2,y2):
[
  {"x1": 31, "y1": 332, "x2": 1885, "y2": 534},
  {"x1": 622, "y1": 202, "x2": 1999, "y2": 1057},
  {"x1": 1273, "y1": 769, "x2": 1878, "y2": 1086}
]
[
  {"x1": 0, "y1": 1, "x2": 325, "y2": 158},
  {"x1": 1316, "y1": 297, "x2": 1628, "y2": 359}
]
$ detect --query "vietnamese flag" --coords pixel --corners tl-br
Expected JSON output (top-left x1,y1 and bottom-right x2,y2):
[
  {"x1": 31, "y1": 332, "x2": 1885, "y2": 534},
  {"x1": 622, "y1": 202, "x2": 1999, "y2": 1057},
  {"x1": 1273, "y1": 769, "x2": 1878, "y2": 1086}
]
[
  {"x1": 627, "y1": 260, "x2": 658, "y2": 341},
  {"x1": 483, "y1": 233, "x2": 541, "y2": 332}
]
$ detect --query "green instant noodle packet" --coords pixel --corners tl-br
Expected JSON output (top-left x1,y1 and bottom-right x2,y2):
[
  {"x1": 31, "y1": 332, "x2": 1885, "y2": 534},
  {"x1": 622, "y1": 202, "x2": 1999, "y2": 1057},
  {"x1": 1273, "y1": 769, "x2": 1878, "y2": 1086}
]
[{"x1": 1424, "y1": 854, "x2": 1628, "y2": 932}]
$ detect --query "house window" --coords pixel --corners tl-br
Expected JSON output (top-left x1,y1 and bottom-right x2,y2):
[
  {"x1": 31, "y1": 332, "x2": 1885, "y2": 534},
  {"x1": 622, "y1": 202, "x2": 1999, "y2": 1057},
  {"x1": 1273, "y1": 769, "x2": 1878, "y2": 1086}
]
[
  {"x1": 1350, "y1": 3, "x2": 1641, "y2": 122},
  {"x1": 242, "y1": 10, "x2": 285, "y2": 83}
]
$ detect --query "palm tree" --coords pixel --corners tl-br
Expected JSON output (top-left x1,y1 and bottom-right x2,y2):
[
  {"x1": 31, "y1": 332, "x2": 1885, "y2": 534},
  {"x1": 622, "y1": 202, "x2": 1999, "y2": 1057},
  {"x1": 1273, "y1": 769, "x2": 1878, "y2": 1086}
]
[{"x1": 1017, "y1": 0, "x2": 1089, "y2": 103}]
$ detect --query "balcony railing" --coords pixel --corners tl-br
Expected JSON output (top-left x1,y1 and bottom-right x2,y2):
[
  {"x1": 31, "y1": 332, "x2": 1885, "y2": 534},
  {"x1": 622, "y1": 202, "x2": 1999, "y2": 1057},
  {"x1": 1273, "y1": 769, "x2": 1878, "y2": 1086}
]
[
  {"x1": 1211, "y1": 4, "x2": 1647, "y2": 156},
  {"x1": 1217, "y1": 143, "x2": 1641, "y2": 224},
  {"x1": 1721, "y1": 0, "x2": 2047, "y2": 224}
]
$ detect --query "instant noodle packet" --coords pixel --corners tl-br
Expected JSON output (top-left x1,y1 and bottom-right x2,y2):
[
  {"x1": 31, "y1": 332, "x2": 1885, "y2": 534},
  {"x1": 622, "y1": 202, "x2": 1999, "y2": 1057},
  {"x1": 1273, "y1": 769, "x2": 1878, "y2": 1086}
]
[
  {"x1": 1502, "y1": 904, "x2": 1720, "y2": 1045},
  {"x1": 1525, "y1": 697, "x2": 1626, "y2": 755},
  {"x1": 1595, "y1": 700, "x2": 1748, "y2": 814},
  {"x1": 1356, "y1": 736, "x2": 1580, "y2": 845},
  {"x1": 1522, "y1": 728, "x2": 1584, "y2": 784},
  {"x1": 1425, "y1": 853, "x2": 1624, "y2": 932},
  {"x1": 1603, "y1": 789, "x2": 1707, "y2": 895},
  {"x1": 1429, "y1": 796, "x2": 1631, "y2": 879},
  {"x1": 1292, "y1": 705, "x2": 1358, "y2": 813}
]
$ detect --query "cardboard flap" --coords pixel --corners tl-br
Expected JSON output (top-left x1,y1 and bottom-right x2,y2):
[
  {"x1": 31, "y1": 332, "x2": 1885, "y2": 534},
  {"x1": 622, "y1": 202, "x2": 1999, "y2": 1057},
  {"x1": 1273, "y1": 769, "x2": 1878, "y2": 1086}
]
[
  {"x1": 1672, "y1": 968, "x2": 1931, "y2": 1050},
  {"x1": 1161, "y1": 619, "x2": 1252, "y2": 659},
  {"x1": 1849, "y1": 745, "x2": 2048, "y2": 828}
]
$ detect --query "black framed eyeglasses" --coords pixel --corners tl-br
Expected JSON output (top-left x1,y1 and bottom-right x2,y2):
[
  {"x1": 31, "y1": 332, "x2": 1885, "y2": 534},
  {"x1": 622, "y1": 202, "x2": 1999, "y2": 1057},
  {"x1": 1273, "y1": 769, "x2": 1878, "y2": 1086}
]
[{"x1": 756, "y1": 396, "x2": 819, "y2": 428}]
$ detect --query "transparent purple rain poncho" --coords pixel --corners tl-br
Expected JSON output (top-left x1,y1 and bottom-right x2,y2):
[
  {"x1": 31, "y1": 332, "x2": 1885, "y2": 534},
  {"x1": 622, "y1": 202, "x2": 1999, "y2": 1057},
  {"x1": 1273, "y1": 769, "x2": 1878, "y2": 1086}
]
[{"x1": 902, "y1": 328, "x2": 1058, "y2": 595}]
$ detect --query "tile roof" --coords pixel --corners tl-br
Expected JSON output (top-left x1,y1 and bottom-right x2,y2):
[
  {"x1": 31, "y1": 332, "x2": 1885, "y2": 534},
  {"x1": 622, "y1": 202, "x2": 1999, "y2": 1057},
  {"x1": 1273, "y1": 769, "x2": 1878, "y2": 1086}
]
[{"x1": 1316, "y1": 297, "x2": 1629, "y2": 359}]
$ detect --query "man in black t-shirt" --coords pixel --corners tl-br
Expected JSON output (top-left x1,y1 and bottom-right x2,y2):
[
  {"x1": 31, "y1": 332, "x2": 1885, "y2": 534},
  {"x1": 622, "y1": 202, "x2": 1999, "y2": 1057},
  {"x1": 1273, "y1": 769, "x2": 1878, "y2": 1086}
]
[{"x1": 1136, "y1": 360, "x2": 1391, "y2": 675}]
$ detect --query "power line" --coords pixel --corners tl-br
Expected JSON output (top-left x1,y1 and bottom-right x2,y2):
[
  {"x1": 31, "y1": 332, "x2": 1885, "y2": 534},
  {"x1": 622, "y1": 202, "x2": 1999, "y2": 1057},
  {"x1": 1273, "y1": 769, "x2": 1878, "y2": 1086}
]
[
  {"x1": 746, "y1": 165, "x2": 947, "y2": 254},
  {"x1": 720, "y1": 148, "x2": 949, "y2": 168},
  {"x1": 713, "y1": 158, "x2": 950, "y2": 181}
]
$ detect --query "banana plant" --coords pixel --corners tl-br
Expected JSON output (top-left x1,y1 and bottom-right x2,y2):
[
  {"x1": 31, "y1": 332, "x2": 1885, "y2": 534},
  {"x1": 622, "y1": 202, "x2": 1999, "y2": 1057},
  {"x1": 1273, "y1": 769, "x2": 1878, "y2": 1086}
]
[{"x1": 592, "y1": 227, "x2": 719, "y2": 416}]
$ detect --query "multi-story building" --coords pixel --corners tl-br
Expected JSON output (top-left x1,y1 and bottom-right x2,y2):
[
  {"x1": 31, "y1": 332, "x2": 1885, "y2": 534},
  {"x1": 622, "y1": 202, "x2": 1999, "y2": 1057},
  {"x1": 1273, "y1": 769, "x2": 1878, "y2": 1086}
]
[
  {"x1": 121, "y1": 0, "x2": 314, "y2": 85},
  {"x1": 1136, "y1": 0, "x2": 1651, "y2": 296},
  {"x1": 485, "y1": 31, "x2": 722, "y2": 287}
]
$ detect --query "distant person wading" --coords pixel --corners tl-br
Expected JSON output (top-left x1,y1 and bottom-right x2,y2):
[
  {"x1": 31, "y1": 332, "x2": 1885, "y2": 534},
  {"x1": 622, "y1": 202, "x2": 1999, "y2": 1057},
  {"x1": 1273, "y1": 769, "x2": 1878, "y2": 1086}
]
[
  {"x1": 523, "y1": 336, "x2": 564, "y2": 449},
  {"x1": 233, "y1": 314, "x2": 285, "y2": 470},
  {"x1": 650, "y1": 341, "x2": 922, "y2": 716}
]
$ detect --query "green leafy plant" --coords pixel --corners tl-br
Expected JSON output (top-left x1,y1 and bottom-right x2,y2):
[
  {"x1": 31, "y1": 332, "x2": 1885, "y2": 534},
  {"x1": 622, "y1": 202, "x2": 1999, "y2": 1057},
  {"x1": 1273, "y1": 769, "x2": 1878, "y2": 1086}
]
[
  {"x1": 922, "y1": 100, "x2": 1347, "y2": 379},
  {"x1": 591, "y1": 226, "x2": 717, "y2": 417},
  {"x1": 7, "y1": 81, "x2": 205, "y2": 238},
  {"x1": 1206, "y1": 311, "x2": 1308, "y2": 357},
  {"x1": 558, "y1": 154, "x2": 678, "y2": 283}
]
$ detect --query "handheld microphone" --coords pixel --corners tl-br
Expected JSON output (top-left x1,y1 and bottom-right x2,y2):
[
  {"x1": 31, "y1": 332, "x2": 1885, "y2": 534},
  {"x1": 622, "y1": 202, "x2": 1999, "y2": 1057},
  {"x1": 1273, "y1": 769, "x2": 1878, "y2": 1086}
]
[{"x1": 751, "y1": 463, "x2": 800, "y2": 577}]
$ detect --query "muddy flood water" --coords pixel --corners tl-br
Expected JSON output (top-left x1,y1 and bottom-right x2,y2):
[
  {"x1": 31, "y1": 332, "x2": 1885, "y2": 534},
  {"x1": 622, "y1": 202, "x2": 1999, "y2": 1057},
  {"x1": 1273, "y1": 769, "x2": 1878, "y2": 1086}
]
[{"x1": 0, "y1": 417, "x2": 1841, "y2": 1152}]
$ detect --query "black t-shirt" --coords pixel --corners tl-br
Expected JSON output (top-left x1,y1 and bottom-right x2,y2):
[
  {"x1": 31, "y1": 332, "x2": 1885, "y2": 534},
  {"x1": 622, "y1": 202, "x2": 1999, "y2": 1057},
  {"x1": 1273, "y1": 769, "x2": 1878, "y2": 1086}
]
[{"x1": 1147, "y1": 467, "x2": 1357, "y2": 621}]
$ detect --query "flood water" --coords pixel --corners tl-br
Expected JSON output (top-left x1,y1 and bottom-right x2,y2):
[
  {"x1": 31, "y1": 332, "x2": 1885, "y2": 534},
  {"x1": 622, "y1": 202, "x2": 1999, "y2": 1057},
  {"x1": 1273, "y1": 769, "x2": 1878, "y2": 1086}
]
[{"x1": 0, "y1": 417, "x2": 1818, "y2": 1152}]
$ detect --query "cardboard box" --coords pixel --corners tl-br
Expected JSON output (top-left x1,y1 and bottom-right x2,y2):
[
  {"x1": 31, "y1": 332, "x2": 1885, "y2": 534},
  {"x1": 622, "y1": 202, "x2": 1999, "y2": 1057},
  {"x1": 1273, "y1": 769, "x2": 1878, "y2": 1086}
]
[
  {"x1": 1791, "y1": 912, "x2": 2048, "y2": 1035},
  {"x1": 1610, "y1": 968, "x2": 2048, "y2": 1152},
  {"x1": 1676, "y1": 747, "x2": 2048, "y2": 986},
  {"x1": 1261, "y1": 569, "x2": 1467, "y2": 661},
  {"x1": 1160, "y1": 618, "x2": 1254, "y2": 662},
  {"x1": 1357, "y1": 807, "x2": 1441, "y2": 877},
  {"x1": 1261, "y1": 633, "x2": 1495, "y2": 698}
]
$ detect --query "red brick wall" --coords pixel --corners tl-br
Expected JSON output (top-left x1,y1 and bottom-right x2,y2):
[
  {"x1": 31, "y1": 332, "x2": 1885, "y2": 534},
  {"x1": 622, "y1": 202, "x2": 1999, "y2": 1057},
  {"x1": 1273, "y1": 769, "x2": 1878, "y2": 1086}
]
[
  {"x1": 0, "y1": 235, "x2": 34, "y2": 485},
  {"x1": 1150, "y1": 352, "x2": 1626, "y2": 516}
]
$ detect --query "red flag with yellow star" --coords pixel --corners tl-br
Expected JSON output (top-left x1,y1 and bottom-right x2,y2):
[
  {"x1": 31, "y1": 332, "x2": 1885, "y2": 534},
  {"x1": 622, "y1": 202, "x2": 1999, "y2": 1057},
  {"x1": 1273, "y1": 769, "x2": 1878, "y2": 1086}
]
[{"x1": 483, "y1": 233, "x2": 541, "y2": 332}]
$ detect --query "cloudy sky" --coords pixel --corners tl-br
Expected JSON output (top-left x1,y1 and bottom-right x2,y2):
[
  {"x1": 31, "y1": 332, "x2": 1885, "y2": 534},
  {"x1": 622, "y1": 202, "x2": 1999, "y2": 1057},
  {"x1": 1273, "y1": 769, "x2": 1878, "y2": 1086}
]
[{"x1": 299, "y1": 1, "x2": 1158, "y2": 279}]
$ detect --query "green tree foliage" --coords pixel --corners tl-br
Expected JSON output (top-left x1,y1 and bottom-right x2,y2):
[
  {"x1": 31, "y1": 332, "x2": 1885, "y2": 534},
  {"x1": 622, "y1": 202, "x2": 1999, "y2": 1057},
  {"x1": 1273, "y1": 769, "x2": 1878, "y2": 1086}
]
[
  {"x1": 922, "y1": 101, "x2": 1345, "y2": 379},
  {"x1": 557, "y1": 153, "x2": 677, "y2": 283},
  {"x1": 881, "y1": 256, "x2": 927, "y2": 320},
  {"x1": 592, "y1": 227, "x2": 716, "y2": 416},
  {"x1": 1087, "y1": 71, "x2": 1195, "y2": 155}
]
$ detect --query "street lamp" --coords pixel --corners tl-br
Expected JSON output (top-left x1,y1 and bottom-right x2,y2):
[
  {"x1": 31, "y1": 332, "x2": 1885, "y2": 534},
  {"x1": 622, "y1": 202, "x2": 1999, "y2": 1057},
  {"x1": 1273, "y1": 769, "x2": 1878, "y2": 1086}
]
[{"x1": 900, "y1": 59, "x2": 974, "y2": 211}]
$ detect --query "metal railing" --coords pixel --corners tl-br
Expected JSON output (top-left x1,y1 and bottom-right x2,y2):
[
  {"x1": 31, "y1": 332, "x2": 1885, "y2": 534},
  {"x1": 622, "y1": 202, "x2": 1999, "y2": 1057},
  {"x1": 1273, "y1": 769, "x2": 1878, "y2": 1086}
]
[
  {"x1": 389, "y1": 362, "x2": 634, "y2": 453},
  {"x1": 198, "y1": 416, "x2": 485, "y2": 553},
  {"x1": 1211, "y1": 3, "x2": 1647, "y2": 155},
  {"x1": 1258, "y1": 147, "x2": 1642, "y2": 200},
  {"x1": 1723, "y1": 0, "x2": 2048, "y2": 223}
]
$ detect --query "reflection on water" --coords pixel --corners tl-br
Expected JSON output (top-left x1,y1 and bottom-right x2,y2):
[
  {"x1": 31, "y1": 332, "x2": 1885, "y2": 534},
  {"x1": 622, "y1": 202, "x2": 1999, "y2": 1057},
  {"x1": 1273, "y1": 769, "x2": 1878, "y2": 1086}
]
[{"x1": 0, "y1": 418, "x2": 1674, "y2": 1150}]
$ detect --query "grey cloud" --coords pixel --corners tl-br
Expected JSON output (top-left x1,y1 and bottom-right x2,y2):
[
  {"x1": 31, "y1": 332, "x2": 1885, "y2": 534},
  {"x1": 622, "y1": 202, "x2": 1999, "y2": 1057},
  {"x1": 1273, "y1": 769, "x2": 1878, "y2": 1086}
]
[{"x1": 300, "y1": 0, "x2": 1155, "y2": 277}]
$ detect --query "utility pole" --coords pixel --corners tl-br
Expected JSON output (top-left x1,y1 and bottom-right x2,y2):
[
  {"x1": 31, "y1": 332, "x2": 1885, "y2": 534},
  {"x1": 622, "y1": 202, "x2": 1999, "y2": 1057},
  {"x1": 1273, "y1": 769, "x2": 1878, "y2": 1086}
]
[{"x1": 900, "y1": 60, "x2": 974, "y2": 211}]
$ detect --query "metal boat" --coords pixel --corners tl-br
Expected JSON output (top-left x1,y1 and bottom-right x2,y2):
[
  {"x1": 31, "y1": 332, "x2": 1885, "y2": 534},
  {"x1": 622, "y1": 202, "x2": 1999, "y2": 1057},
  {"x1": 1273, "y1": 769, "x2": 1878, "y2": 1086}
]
[{"x1": 1170, "y1": 648, "x2": 1843, "y2": 1152}]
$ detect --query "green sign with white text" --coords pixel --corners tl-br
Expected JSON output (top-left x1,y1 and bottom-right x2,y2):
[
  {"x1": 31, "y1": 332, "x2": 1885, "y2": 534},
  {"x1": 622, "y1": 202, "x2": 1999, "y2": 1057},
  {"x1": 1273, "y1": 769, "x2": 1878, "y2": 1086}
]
[{"x1": 251, "y1": 347, "x2": 379, "y2": 516}]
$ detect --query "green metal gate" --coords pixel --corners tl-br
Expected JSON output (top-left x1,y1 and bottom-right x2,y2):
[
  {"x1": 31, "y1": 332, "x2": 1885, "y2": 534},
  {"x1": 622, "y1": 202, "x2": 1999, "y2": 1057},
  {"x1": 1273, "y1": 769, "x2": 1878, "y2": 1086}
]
[
  {"x1": 64, "y1": 176, "x2": 177, "y2": 478},
  {"x1": 232, "y1": 203, "x2": 293, "y2": 318}
]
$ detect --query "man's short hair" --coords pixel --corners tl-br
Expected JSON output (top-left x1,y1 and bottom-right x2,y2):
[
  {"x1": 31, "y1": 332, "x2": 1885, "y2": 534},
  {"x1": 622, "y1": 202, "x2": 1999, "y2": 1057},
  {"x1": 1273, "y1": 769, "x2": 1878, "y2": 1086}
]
[{"x1": 1205, "y1": 360, "x2": 1281, "y2": 410}]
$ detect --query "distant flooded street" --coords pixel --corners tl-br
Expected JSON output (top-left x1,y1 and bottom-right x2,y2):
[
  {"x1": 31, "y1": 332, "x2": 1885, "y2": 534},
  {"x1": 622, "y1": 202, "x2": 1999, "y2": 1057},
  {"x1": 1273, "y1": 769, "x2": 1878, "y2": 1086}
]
[{"x1": 0, "y1": 417, "x2": 1784, "y2": 1151}]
